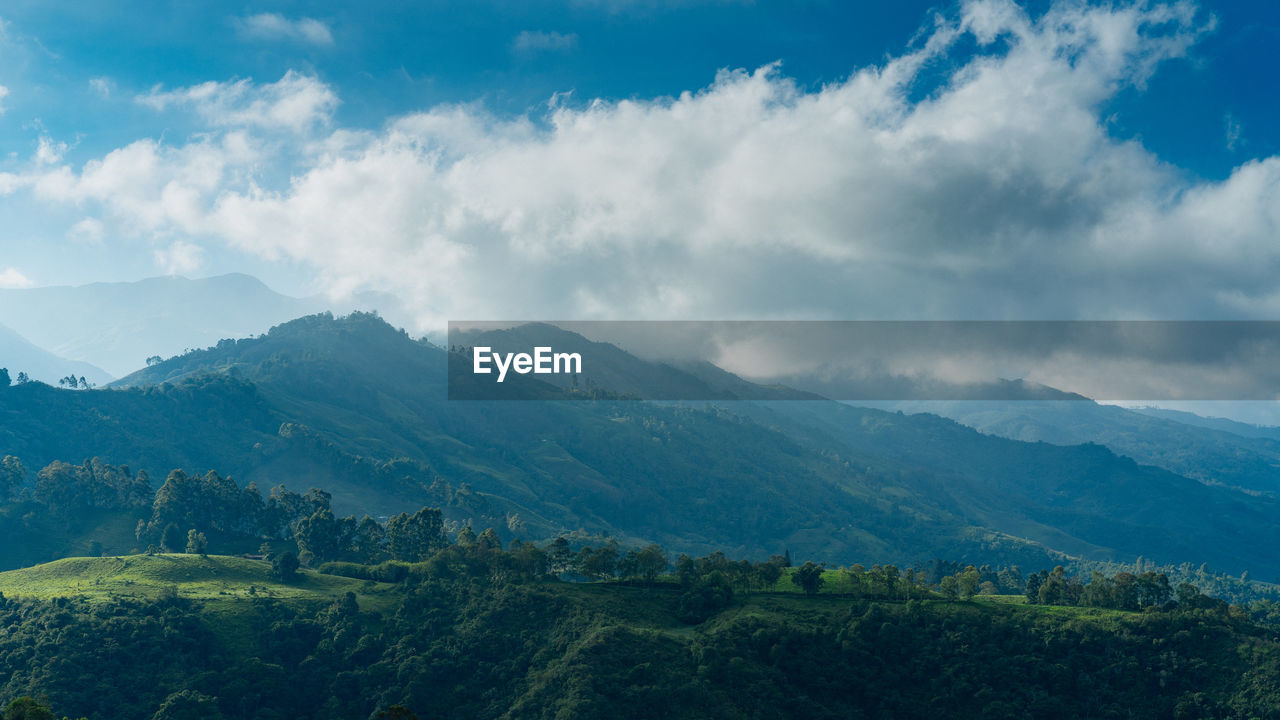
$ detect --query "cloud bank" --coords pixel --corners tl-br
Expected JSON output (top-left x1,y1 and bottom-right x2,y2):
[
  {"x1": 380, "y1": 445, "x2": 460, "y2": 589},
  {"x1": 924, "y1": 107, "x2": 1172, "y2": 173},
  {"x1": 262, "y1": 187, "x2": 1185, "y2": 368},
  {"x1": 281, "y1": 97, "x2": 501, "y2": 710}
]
[{"x1": 13, "y1": 0, "x2": 1280, "y2": 331}]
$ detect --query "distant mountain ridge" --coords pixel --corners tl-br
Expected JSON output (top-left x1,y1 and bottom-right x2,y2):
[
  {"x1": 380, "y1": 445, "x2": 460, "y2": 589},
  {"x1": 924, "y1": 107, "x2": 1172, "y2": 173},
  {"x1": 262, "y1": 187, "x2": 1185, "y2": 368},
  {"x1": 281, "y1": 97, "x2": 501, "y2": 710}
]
[
  {"x1": 0, "y1": 322, "x2": 113, "y2": 386},
  {"x1": 873, "y1": 399, "x2": 1280, "y2": 497},
  {"x1": 7, "y1": 313, "x2": 1280, "y2": 581},
  {"x1": 0, "y1": 274, "x2": 347, "y2": 378},
  {"x1": 1127, "y1": 405, "x2": 1280, "y2": 441}
]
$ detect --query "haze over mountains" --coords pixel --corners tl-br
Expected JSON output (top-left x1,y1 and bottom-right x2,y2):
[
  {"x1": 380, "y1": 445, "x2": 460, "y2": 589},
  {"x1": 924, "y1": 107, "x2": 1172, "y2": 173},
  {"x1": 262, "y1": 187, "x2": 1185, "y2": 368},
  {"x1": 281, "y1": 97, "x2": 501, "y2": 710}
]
[
  {"x1": 0, "y1": 322, "x2": 112, "y2": 387},
  {"x1": 5, "y1": 309, "x2": 1280, "y2": 583},
  {"x1": 0, "y1": 273, "x2": 406, "y2": 379},
  {"x1": 869, "y1": 400, "x2": 1280, "y2": 498}
]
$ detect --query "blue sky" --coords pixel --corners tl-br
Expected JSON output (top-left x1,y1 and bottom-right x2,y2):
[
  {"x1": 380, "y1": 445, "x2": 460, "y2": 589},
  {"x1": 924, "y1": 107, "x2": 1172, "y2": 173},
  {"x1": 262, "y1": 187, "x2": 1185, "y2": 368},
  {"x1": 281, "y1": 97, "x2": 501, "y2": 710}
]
[
  {"x1": 5, "y1": 1, "x2": 1275, "y2": 176},
  {"x1": 0, "y1": 0, "x2": 1276, "y2": 325}
]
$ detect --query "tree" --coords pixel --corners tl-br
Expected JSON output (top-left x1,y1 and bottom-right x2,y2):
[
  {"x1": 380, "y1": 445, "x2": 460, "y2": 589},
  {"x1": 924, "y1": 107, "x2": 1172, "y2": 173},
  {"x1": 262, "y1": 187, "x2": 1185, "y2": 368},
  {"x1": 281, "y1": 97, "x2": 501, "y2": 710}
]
[
  {"x1": 0, "y1": 367, "x2": 9, "y2": 387},
  {"x1": 14, "y1": 371, "x2": 28, "y2": 384},
  {"x1": 3, "y1": 697, "x2": 56, "y2": 720},
  {"x1": 958, "y1": 568, "x2": 980, "y2": 599},
  {"x1": 0, "y1": 455, "x2": 25, "y2": 503},
  {"x1": 883, "y1": 564, "x2": 902, "y2": 600},
  {"x1": 1137, "y1": 571, "x2": 1173, "y2": 608},
  {"x1": 477, "y1": 528, "x2": 502, "y2": 551},
  {"x1": 631, "y1": 544, "x2": 668, "y2": 585},
  {"x1": 756, "y1": 559, "x2": 784, "y2": 590},
  {"x1": 351, "y1": 515, "x2": 387, "y2": 563},
  {"x1": 998, "y1": 566, "x2": 1024, "y2": 593},
  {"x1": 161, "y1": 523, "x2": 183, "y2": 553},
  {"x1": 151, "y1": 689, "x2": 225, "y2": 720},
  {"x1": 454, "y1": 526, "x2": 477, "y2": 547},
  {"x1": 547, "y1": 537, "x2": 572, "y2": 575},
  {"x1": 293, "y1": 508, "x2": 344, "y2": 563},
  {"x1": 146, "y1": 355, "x2": 164, "y2": 366},
  {"x1": 272, "y1": 551, "x2": 300, "y2": 581},
  {"x1": 508, "y1": 542, "x2": 550, "y2": 579},
  {"x1": 793, "y1": 561, "x2": 826, "y2": 596},
  {"x1": 940, "y1": 575, "x2": 959, "y2": 599},
  {"x1": 1025, "y1": 570, "x2": 1048, "y2": 603},
  {"x1": 675, "y1": 554, "x2": 697, "y2": 586},
  {"x1": 1036, "y1": 566, "x2": 1082, "y2": 606},
  {"x1": 386, "y1": 507, "x2": 444, "y2": 561},
  {"x1": 576, "y1": 544, "x2": 619, "y2": 581},
  {"x1": 676, "y1": 570, "x2": 734, "y2": 623},
  {"x1": 185, "y1": 529, "x2": 208, "y2": 555}
]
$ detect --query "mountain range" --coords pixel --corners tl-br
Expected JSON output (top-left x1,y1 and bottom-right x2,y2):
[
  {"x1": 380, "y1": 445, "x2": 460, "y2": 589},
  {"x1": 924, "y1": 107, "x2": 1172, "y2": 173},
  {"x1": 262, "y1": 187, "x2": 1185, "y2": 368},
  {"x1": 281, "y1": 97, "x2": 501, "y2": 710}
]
[
  {"x1": 4, "y1": 311, "x2": 1280, "y2": 582},
  {"x1": 0, "y1": 273, "x2": 410, "y2": 379},
  {"x1": 0, "y1": 322, "x2": 113, "y2": 386},
  {"x1": 870, "y1": 399, "x2": 1280, "y2": 498}
]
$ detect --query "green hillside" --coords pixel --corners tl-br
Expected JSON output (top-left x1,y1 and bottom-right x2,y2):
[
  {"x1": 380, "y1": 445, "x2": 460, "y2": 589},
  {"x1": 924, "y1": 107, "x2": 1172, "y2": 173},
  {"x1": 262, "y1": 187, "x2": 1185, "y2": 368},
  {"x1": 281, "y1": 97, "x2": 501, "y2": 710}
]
[
  {"x1": 0, "y1": 552, "x2": 1278, "y2": 719},
  {"x1": 0, "y1": 554, "x2": 399, "y2": 610}
]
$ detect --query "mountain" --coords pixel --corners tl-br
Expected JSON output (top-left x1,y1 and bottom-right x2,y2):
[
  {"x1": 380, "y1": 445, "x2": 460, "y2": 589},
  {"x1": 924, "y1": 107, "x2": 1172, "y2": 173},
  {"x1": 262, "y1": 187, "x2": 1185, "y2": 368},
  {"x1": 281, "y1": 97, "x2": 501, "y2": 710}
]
[
  {"x1": 0, "y1": 274, "x2": 333, "y2": 378},
  {"x1": 1127, "y1": 405, "x2": 1280, "y2": 441},
  {"x1": 0, "y1": 322, "x2": 113, "y2": 386},
  {"x1": 870, "y1": 399, "x2": 1280, "y2": 497},
  {"x1": 6, "y1": 313, "x2": 1280, "y2": 579}
]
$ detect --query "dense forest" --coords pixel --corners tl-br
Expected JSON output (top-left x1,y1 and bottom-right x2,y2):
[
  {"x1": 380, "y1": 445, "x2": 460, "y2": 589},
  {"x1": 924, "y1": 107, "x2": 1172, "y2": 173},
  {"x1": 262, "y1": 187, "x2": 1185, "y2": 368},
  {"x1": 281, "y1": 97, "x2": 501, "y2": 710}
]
[
  {"x1": 7, "y1": 314, "x2": 1280, "y2": 717},
  {"x1": 2, "y1": 454, "x2": 1280, "y2": 717},
  {"x1": 1, "y1": 533, "x2": 1279, "y2": 719}
]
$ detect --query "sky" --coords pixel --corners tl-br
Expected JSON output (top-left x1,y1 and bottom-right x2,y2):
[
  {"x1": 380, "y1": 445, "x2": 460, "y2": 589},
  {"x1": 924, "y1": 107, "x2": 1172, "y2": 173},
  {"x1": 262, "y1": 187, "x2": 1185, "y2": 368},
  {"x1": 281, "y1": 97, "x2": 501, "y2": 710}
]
[{"x1": 0, "y1": 0, "x2": 1276, "y2": 330}]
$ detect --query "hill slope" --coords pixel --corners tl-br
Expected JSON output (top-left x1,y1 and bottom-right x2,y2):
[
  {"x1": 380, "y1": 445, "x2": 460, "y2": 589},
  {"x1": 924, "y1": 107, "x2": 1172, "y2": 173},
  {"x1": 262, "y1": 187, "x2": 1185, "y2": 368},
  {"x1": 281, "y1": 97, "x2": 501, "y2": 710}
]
[
  {"x1": 0, "y1": 554, "x2": 1278, "y2": 720},
  {"x1": 5, "y1": 313, "x2": 1280, "y2": 579},
  {"x1": 0, "y1": 553, "x2": 398, "y2": 608},
  {"x1": 874, "y1": 399, "x2": 1280, "y2": 496}
]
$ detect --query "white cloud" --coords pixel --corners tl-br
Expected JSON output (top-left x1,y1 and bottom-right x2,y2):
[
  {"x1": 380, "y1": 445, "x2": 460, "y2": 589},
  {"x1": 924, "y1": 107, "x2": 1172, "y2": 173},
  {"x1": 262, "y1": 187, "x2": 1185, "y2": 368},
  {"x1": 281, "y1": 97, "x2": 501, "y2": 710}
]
[
  {"x1": 234, "y1": 13, "x2": 333, "y2": 46},
  {"x1": 32, "y1": 132, "x2": 260, "y2": 236},
  {"x1": 138, "y1": 71, "x2": 338, "y2": 133},
  {"x1": 0, "y1": 85, "x2": 9, "y2": 114},
  {"x1": 512, "y1": 31, "x2": 579, "y2": 53},
  {"x1": 154, "y1": 240, "x2": 204, "y2": 275},
  {"x1": 17, "y1": 0, "x2": 1280, "y2": 332},
  {"x1": 1225, "y1": 113, "x2": 1243, "y2": 152},
  {"x1": 0, "y1": 267, "x2": 32, "y2": 289},
  {"x1": 89, "y1": 77, "x2": 113, "y2": 98},
  {"x1": 35, "y1": 135, "x2": 68, "y2": 165},
  {"x1": 67, "y1": 217, "x2": 105, "y2": 244}
]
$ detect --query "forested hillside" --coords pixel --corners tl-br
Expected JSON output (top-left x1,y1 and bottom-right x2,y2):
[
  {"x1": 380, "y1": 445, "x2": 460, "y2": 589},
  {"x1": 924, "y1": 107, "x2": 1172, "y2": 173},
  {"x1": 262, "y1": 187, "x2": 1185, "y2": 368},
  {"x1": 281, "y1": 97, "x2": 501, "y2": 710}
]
[
  {"x1": 0, "y1": 540, "x2": 1279, "y2": 720},
  {"x1": 877, "y1": 399, "x2": 1280, "y2": 496},
  {"x1": 3, "y1": 313, "x2": 1280, "y2": 581}
]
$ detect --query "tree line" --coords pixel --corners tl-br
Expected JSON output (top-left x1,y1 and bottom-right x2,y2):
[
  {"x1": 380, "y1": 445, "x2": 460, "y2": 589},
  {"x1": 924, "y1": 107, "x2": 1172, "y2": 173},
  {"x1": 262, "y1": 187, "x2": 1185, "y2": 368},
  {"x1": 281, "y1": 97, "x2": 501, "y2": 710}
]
[{"x1": 0, "y1": 453, "x2": 1251, "y2": 620}]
